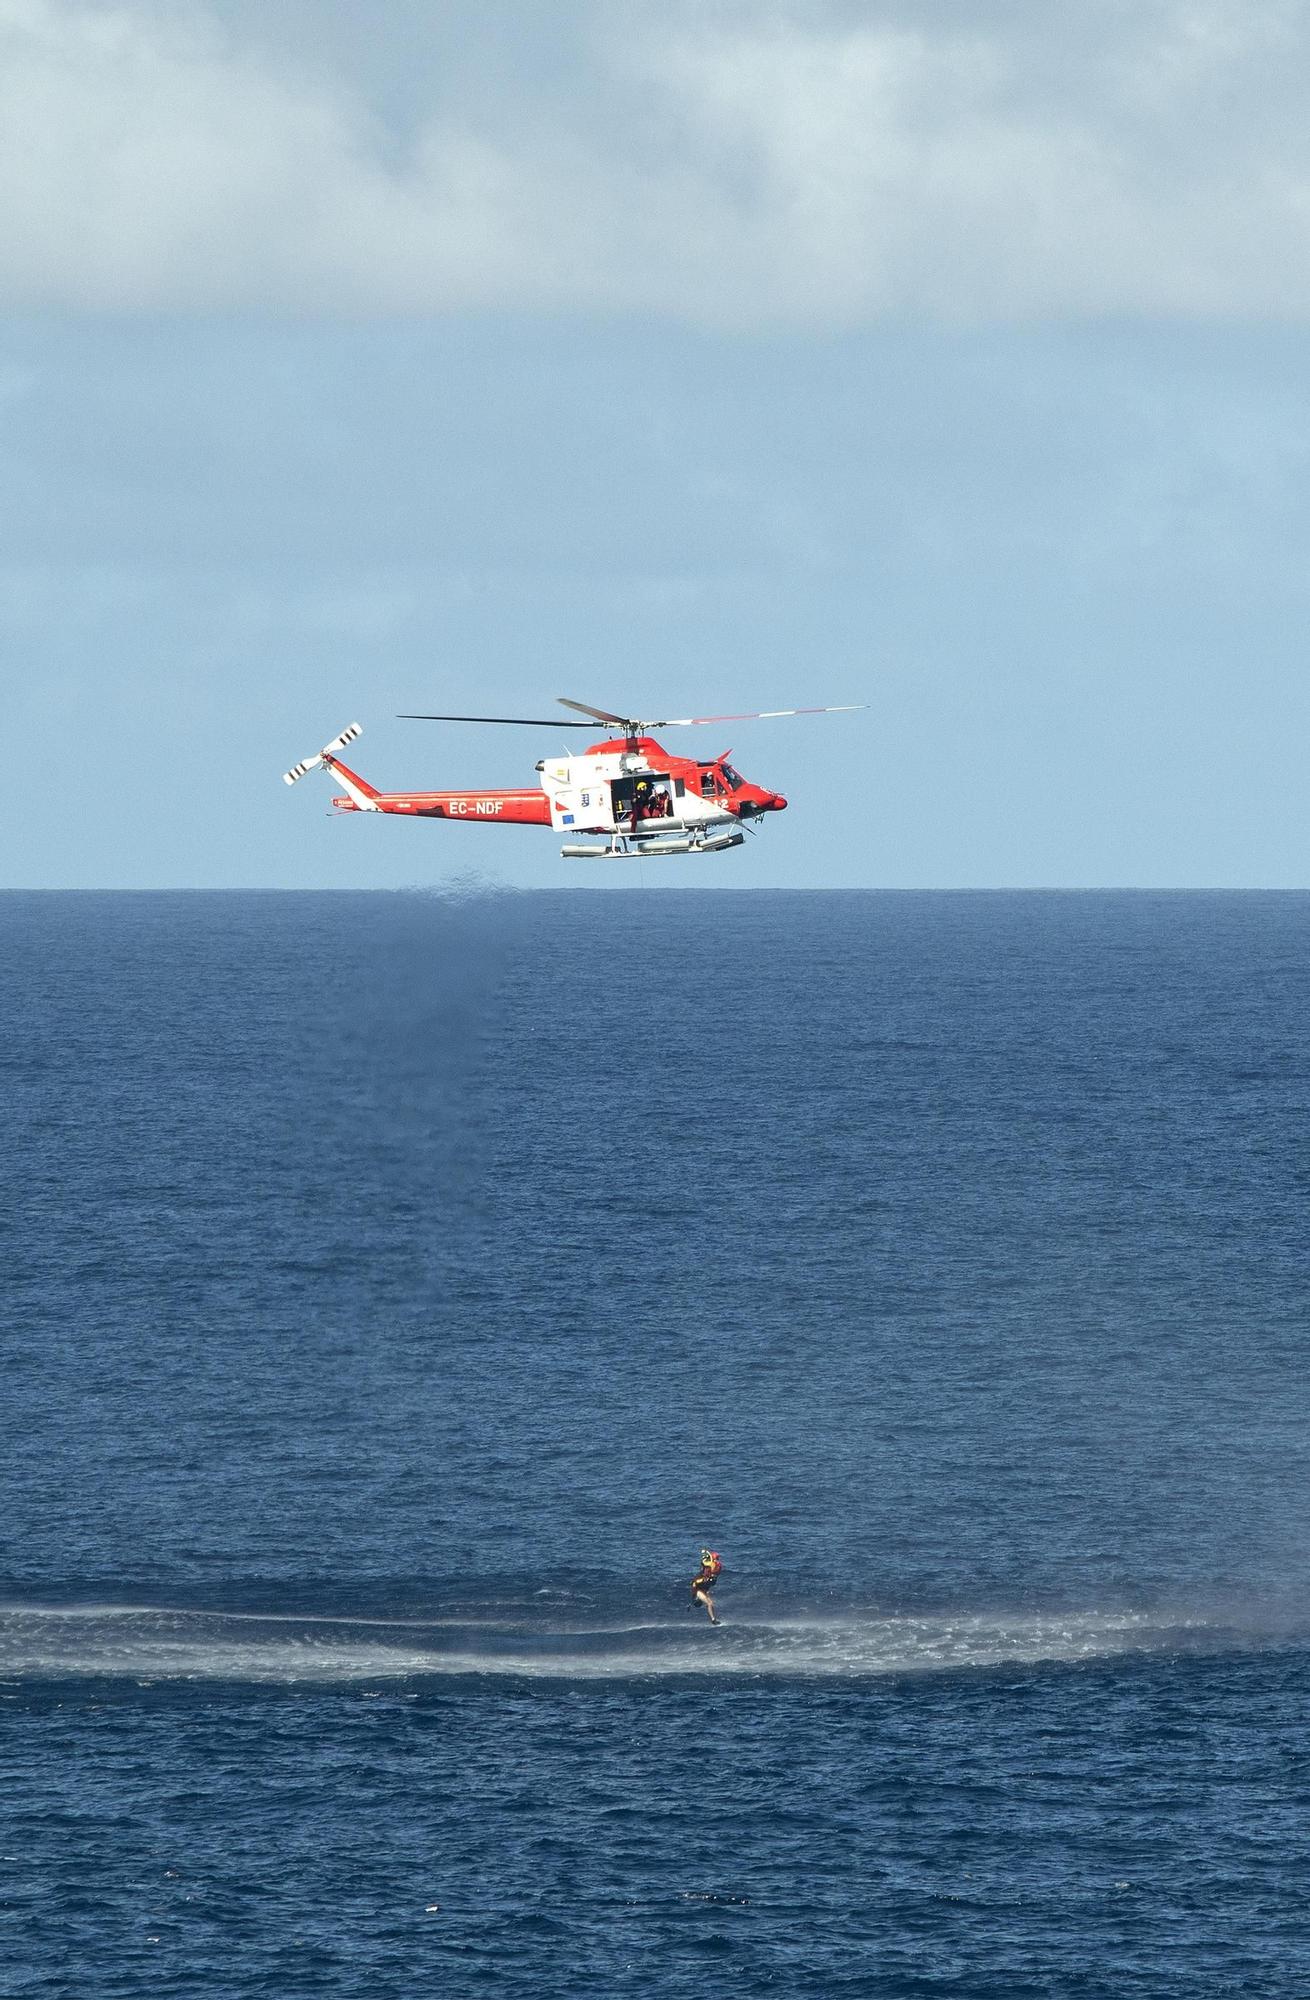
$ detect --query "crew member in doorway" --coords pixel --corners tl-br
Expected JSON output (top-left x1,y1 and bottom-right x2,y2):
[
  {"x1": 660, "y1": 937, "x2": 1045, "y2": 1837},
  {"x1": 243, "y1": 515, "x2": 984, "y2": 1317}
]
[{"x1": 691, "y1": 1547, "x2": 722, "y2": 1624}]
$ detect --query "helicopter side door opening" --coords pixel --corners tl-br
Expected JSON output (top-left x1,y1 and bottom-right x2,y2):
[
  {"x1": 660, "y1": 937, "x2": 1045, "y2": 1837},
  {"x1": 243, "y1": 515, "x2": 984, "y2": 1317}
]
[{"x1": 610, "y1": 772, "x2": 677, "y2": 829}]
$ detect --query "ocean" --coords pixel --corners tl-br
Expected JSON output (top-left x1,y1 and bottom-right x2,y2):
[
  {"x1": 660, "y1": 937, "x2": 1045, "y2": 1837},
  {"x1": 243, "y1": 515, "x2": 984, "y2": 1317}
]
[{"x1": 4, "y1": 888, "x2": 1310, "y2": 1996}]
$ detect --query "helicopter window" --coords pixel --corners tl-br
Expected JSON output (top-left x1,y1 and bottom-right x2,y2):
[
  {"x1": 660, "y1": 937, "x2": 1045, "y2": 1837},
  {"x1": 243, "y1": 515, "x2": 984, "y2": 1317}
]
[
  {"x1": 722, "y1": 765, "x2": 743, "y2": 791},
  {"x1": 700, "y1": 771, "x2": 716, "y2": 796}
]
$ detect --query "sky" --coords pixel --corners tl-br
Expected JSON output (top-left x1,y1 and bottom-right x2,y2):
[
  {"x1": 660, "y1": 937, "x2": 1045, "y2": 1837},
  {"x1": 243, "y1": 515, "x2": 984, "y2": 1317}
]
[{"x1": 5, "y1": 0, "x2": 1310, "y2": 889}]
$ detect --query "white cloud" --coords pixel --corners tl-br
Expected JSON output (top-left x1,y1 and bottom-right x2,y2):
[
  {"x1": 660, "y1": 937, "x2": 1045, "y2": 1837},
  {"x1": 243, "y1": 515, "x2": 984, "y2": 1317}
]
[{"x1": 1, "y1": 0, "x2": 1309, "y2": 322}]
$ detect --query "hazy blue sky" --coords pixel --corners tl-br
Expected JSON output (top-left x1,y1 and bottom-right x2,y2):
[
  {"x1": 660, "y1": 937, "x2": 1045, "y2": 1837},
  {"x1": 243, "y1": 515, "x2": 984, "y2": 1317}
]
[{"x1": 6, "y1": 0, "x2": 1309, "y2": 888}]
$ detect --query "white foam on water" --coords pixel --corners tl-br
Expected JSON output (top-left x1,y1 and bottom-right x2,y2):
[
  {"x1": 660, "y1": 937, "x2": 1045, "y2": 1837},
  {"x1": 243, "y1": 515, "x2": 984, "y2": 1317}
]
[
  {"x1": 0, "y1": 1602, "x2": 1226, "y2": 1683},
  {"x1": 0, "y1": 1604, "x2": 523, "y2": 1630}
]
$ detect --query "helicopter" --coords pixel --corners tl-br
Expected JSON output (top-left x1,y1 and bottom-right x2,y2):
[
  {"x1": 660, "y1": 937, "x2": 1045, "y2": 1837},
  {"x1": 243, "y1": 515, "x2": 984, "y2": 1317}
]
[{"x1": 283, "y1": 696, "x2": 861, "y2": 859}]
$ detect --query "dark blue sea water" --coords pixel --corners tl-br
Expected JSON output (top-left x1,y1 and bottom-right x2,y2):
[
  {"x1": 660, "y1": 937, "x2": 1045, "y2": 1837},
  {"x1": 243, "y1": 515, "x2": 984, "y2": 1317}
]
[{"x1": 5, "y1": 889, "x2": 1310, "y2": 1996}]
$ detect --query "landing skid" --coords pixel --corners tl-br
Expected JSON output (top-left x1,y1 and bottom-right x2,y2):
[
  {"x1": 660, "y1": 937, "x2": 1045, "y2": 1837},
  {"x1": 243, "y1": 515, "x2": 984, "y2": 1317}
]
[{"x1": 561, "y1": 827, "x2": 746, "y2": 860}]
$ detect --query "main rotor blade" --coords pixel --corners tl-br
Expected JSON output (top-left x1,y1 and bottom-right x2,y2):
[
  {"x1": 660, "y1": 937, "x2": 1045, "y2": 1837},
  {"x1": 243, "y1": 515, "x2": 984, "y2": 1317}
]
[
  {"x1": 399, "y1": 699, "x2": 867, "y2": 731},
  {"x1": 646, "y1": 705, "x2": 867, "y2": 728},
  {"x1": 398, "y1": 713, "x2": 588, "y2": 726},
  {"x1": 557, "y1": 696, "x2": 868, "y2": 732}
]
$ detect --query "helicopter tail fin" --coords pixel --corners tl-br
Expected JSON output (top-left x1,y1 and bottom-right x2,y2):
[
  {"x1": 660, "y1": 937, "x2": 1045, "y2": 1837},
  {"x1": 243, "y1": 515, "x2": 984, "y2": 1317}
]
[{"x1": 322, "y1": 752, "x2": 381, "y2": 811}]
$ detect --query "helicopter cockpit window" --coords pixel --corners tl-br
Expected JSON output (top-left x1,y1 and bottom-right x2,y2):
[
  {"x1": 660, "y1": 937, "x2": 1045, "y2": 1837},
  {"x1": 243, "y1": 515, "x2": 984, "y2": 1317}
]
[
  {"x1": 721, "y1": 764, "x2": 743, "y2": 791},
  {"x1": 700, "y1": 770, "x2": 716, "y2": 796}
]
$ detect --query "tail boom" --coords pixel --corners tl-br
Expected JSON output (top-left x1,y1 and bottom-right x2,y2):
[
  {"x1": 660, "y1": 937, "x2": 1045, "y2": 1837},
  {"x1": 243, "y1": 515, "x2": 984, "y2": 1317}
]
[{"x1": 329, "y1": 780, "x2": 551, "y2": 825}]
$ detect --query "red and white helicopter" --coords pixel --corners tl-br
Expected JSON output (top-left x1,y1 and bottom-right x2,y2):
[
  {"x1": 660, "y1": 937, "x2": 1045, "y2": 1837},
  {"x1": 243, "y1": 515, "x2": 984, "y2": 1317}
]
[{"x1": 283, "y1": 696, "x2": 861, "y2": 859}]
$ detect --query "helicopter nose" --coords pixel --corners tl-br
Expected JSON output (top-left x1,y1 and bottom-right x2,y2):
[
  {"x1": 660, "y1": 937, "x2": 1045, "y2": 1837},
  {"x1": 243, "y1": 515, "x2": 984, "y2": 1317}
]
[{"x1": 771, "y1": 793, "x2": 788, "y2": 811}]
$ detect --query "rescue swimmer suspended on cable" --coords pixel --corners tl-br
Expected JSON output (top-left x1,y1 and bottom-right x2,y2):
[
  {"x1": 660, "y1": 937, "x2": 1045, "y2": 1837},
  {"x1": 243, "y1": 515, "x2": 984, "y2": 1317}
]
[{"x1": 690, "y1": 1548, "x2": 722, "y2": 1624}]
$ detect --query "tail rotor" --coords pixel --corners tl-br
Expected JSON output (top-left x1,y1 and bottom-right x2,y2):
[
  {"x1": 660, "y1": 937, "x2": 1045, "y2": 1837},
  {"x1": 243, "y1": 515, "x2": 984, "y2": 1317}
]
[{"x1": 282, "y1": 723, "x2": 363, "y2": 786}]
